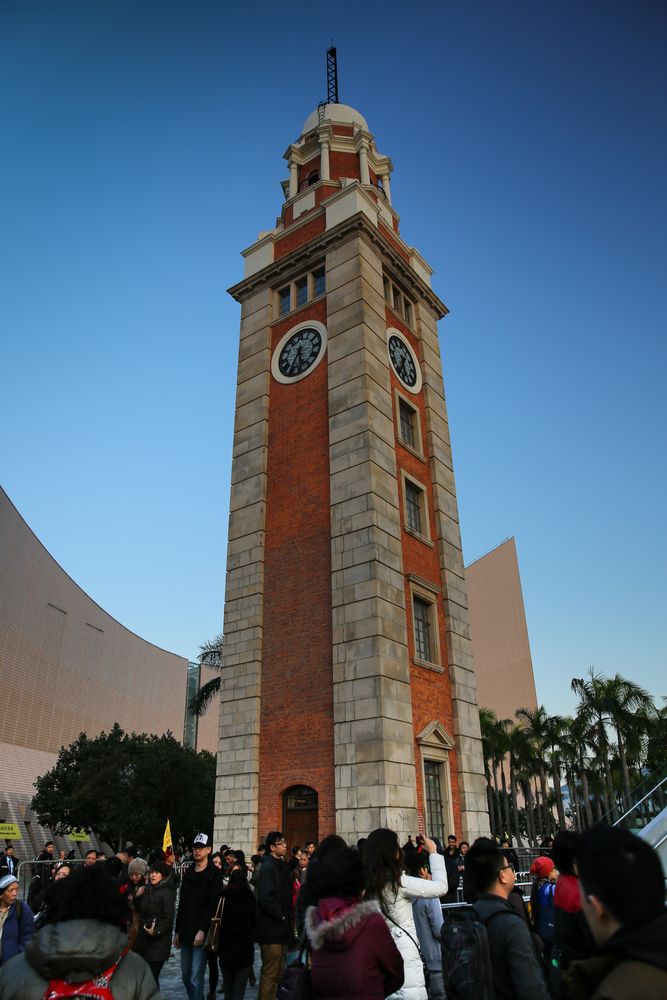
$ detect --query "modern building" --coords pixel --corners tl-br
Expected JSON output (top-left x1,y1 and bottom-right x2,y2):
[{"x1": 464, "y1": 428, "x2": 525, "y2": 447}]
[
  {"x1": 215, "y1": 91, "x2": 489, "y2": 854},
  {"x1": 466, "y1": 537, "x2": 538, "y2": 722},
  {"x1": 0, "y1": 486, "x2": 218, "y2": 859}
]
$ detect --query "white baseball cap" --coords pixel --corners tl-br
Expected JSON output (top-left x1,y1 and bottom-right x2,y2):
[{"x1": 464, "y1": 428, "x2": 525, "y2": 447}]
[{"x1": 193, "y1": 833, "x2": 210, "y2": 847}]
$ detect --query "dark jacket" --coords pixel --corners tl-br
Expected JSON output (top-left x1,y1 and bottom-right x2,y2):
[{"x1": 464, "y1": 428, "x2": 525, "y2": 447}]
[
  {"x1": 565, "y1": 910, "x2": 667, "y2": 1000},
  {"x1": 473, "y1": 893, "x2": 551, "y2": 1000},
  {"x1": 0, "y1": 919, "x2": 158, "y2": 1000},
  {"x1": 175, "y1": 861, "x2": 221, "y2": 946},
  {"x1": 0, "y1": 855, "x2": 17, "y2": 880},
  {"x1": 218, "y1": 873, "x2": 256, "y2": 971},
  {"x1": 134, "y1": 876, "x2": 176, "y2": 963},
  {"x1": 305, "y1": 896, "x2": 404, "y2": 1000},
  {"x1": 0, "y1": 901, "x2": 34, "y2": 967},
  {"x1": 443, "y1": 849, "x2": 462, "y2": 901},
  {"x1": 256, "y1": 853, "x2": 292, "y2": 945},
  {"x1": 553, "y1": 873, "x2": 595, "y2": 970}
]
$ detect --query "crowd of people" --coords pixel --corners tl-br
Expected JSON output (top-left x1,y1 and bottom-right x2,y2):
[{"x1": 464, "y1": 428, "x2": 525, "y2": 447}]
[{"x1": 0, "y1": 822, "x2": 664, "y2": 1000}]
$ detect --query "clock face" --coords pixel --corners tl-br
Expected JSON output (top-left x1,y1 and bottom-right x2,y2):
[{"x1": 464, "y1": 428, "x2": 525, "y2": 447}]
[
  {"x1": 271, "y1": 321, "x2": 328, "y2": 384},
  {"x1": 388, "y1": 333, "x2": 420, "y2": 392}
]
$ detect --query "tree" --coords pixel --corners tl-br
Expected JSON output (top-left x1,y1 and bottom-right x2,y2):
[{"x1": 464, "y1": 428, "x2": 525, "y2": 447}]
[
  {"x1": 515, "y1": 705, "x2": 553, "y2": 835},
  {"x1": 31, "y1": 724, "x2": 216, "y2": 851},
  {"x1": 189, "y1": 633, "x2": 223, "y2": 718},
  {"x1": 599, "y1": 673, "x2": 655, "y2": 803},
  {"x1": 572, "y1": 670, "x2": 618, "y2": 819}
]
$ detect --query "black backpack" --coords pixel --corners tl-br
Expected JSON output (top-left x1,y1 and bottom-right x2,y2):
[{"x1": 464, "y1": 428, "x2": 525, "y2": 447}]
[{"x1": 441, "y1": 907, "x2": 500, "y2": 1000}]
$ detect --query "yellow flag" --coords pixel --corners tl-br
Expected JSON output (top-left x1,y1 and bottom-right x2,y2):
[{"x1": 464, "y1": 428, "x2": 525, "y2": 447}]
[{"x1": 162, "y1": 819, "x2": 173, "y2": 855}]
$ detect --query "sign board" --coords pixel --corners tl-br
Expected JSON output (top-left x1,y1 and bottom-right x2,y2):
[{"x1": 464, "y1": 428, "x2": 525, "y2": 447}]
[
  {"x1": 67, "y1": 830, "x2": 90, "y2": 842},
  {"x1": 0, "y1": 823, "x2": 21, "y2": 839}
]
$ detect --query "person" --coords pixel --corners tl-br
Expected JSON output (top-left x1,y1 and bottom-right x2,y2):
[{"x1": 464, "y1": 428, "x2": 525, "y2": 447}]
[
  {"x1": 549, "y1": 831, "x2": 594, "y2": 993},
  {"x1": 107, "y1": 845, "x2": 131, "y2": 881},
  {"x1": 0, "y1": 864, "x2": 158, "y2": 999},
  {"x1": 250, "y1": 843, "x2": 266, "y2": 890},
  {"x1": 134, "y1": 861, "x2": 176, "y2": 987},
  {"x1": 442, "y1": 834, "x2": 462, "y2": 904},
  {"x1": 218, "y1": 860, "x2": 256, "y2": 1000},
  {"x1": 305, "y1": 845, "x2": 404, "y2": 1000},
  {"x1": 256, "y1": 830, "x2": 292, "y2": 1000},
  {"x1": 0, "y1": 847, "x2": 16, "y2": 880},
  {"x1": 529, "y1": 855, "x2": 558, "y2": 959},
  {"x1": 404, "y1": 851, "x2": 445, "y2": 1000},
  {"x1": 0, "y1": 874, "x2": 34, "y2": 968},
  {"x1": 174, "y1": 832, "x2": 221, "y2": 1000},
  {"x1": 363, "y1": 829, "x2": 447, "y2": 1000},
  {"x1": 465, "y1": 837, "x2": 550, "y2": 1000},
  {"x1": 28, "y1": 841, "x2": 55, "y2": 910},
  {"x1": 295, "y1": 834, "x2": 347, "y2": 934},
  {"x1": 84, "y1": 848, "x2": 98, "y2": 866},
  {"x1": 565, "y1": 825, "x2": 667, "y2": 1000}
]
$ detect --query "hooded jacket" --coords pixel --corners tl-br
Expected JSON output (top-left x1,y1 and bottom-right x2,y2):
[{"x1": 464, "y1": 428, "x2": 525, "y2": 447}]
[
  {"x1": 0, "y1": 919, "x2": 159, "y2": 1000},
  {"x1": 305, "y1": 896, "x2": 403, "y2": 1000},
  {"x1": 565, "y1": 909, "x2": 667, "y2": 1000}
]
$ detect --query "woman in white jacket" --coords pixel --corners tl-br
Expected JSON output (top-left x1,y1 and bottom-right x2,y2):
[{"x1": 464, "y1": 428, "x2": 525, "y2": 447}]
[{"x1": 363, "y1": 830, "x2": 448, "y2": 1000}]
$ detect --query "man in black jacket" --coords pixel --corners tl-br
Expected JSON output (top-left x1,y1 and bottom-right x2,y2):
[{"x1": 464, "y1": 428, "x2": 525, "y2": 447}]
[
  {"x1": 466, "y1": 837, "x2": 550, "y2": 1000},
  {"x1": 175, "y1": 833, "x2": 221, "y2": 1000},
  {"x1": 256, "y1": 830, "x2": 292, "y2": 1000}
]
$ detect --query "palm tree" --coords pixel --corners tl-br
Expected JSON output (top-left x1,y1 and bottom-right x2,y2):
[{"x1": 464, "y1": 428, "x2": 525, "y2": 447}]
[
  {"x1": 515, "y1": 705, "x2": 553, "y2": 835},
  {"x1": 479, "y1": 708, "x2": 503, "y2": 838},
  {"x1": 543, "y1": 714, "x2": 567, "y2": 829},
  {"x1": 599, "y1": 674, "x2": 655, "y2": 802},
  {"x1": 188, "y1": 633, "x2": 223, "y2": 717},
  {"x1": 570, "y1": 667, "x2": 618, "y2": 820},
  {"x1": 505, "y1": 722, "x2": 527, "y2": 844}
]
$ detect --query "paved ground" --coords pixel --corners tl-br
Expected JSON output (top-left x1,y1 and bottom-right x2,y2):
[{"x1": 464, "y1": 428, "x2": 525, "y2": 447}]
[{"x1": 159, "y1": 947, "x2": 260, "y2": 1000}]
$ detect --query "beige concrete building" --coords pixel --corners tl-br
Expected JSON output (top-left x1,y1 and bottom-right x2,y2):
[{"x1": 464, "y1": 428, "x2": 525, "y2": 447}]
[
  {"x1": 0, "y1": 486, "x2": 218, "y2": 859},
  {"x1": 466, "y1": 537, "x2": 538, "y2": 721}
]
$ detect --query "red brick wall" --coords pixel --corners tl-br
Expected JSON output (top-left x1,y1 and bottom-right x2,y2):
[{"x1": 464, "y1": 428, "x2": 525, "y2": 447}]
[
  {"x1": 258, "y1": 298, "x2": 335, "y2": 842},
  {"x1": 274, "y1": 216, "x2": 326, "y2": 260},
  {"x1": 332, "y1": 125, "x2": 354, "y2": 137},
  {"x1": 379, "y1": 222, "x2": 409, "y2": 260},
  {"x1": 298, "y1": 156, "x2": 321, "y2": 187},
  {"x1": 386, "y1": 309, "x2": 462, "y2": 837},
  {"x1": 330, "y1": 150, "x2": 361, "y2": 182}
]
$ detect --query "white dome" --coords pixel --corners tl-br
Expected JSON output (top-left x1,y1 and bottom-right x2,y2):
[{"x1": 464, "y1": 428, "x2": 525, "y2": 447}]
[{"x1": 301, "y1": 103, "x2": 369, "y2": 136}]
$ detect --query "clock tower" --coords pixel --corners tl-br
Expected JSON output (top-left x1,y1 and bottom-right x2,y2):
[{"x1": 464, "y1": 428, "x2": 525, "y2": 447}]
[{"x1": 215, "y1": 90, "x2": 489, "y2": 852}]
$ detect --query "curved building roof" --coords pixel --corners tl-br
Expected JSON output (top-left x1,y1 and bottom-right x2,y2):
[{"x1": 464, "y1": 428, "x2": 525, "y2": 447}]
[{"x1": 301, "y1": 102, "x2": 369, "y2": 136}]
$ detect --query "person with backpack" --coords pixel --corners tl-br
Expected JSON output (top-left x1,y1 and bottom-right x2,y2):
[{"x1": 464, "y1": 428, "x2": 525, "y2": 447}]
[
  {"x1": 445, "y1": 837, "x2": 550, "y2": 1000},
  {"x1": 0, "y1": 874, "x2": 34, "y2": 968},
  {"x1": 363, "y1": 829, "x2": 447, "y2": 1000},
  {"x1": 404, "y1": 851, "x2": 445, "y2": 1000},
  {"x1": 0, "y1": 863, "x2": 158, "y2": 999},
  {"x1": 530, "y1": 855, "x2": 557, "y2": 959}
]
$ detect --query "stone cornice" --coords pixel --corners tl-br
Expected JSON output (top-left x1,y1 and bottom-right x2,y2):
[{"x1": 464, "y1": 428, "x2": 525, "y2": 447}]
[{"x1": 228, "y1": 210, "x2": 448, "y2": 319}]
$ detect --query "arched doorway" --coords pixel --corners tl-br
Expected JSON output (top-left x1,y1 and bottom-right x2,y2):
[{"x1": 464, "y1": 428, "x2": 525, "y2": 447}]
[{"x1": 283, "y1": 785, "x2": 318, "y2": 851}]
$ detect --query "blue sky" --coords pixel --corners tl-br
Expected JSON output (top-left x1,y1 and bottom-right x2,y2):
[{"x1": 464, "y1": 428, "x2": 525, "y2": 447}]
[{"x1": 2, "y1": 1, "x2": 665, "y2": 718}]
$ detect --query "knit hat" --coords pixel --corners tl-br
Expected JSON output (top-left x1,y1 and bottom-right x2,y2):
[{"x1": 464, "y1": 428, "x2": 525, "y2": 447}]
[
  {"x1": 530, "y1": 856, "x2": 556, "y2": 879},
  {"x1": 0, "y1": 874, "x2": 18, "y2": 892},
  {"x1": 128, "y1": 858, "x2": 148, "y2": 877}
]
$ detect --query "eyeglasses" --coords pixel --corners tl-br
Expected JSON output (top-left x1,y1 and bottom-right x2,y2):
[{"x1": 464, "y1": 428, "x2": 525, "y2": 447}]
[{"x1": 499, "y1": 863, "x2": 515, "y2": 873}]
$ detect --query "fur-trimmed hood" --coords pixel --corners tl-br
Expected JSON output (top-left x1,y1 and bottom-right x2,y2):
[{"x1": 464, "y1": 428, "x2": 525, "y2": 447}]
[{"x1": 305, "y1": 897, "x2": 383, "y2": 952}]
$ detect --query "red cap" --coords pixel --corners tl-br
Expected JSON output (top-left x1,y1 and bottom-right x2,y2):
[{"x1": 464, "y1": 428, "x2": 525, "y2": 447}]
[{"x1": 530, "y1": 856, "x2": 555, "y2": 878}]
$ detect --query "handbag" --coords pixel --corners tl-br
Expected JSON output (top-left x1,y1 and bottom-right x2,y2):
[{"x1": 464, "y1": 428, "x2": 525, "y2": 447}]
[
  {"x1": 277, "y1": 940, "x2": 312, "y2": 1000},
  {"x1": 204, "y1": 895, "x2": 224, "y2": 954}
]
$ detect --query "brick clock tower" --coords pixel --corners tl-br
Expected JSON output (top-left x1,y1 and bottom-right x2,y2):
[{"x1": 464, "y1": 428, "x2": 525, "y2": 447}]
[{"x1": 214, "y1": 93, "x2": 490, "y2": 853}]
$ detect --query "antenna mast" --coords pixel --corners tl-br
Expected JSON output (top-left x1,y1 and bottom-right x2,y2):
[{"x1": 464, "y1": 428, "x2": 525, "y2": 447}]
[{"x1": 326, "y1": 46, "x2": 339, "y2": 104}]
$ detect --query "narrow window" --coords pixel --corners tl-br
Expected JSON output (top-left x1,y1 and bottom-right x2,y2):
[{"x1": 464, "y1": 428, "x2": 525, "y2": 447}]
[
  {"x1": 413, "y1": 596, "x2": 432, "y2": 662},
  {"x1": 313, "y1": 269, "x2": 326, "y2": 297},
  {"x1": 383, "y1": 276, "x2": 390, "y2": 302},
  {"x1": 405, "y1": 480, "x2": 422, "y2": 534},
  {"x1": 399, "y1": 399, "x2": 415, "y2": 448},
  {"x1": 279, "y1": 286, "x2": 291, "y2": 315},
  {"x1": 393, "y1": 286, "x2": 402, "y2": 313},
  {"x1": 404, "y1": 300, "x2": 413, "y2": 326},
  {"x1": 424, "y1": 761, "x2": 446, "y2": 841},
  {"x1": 296, "y1": 277, "x2": 308, "y2": 308}
]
